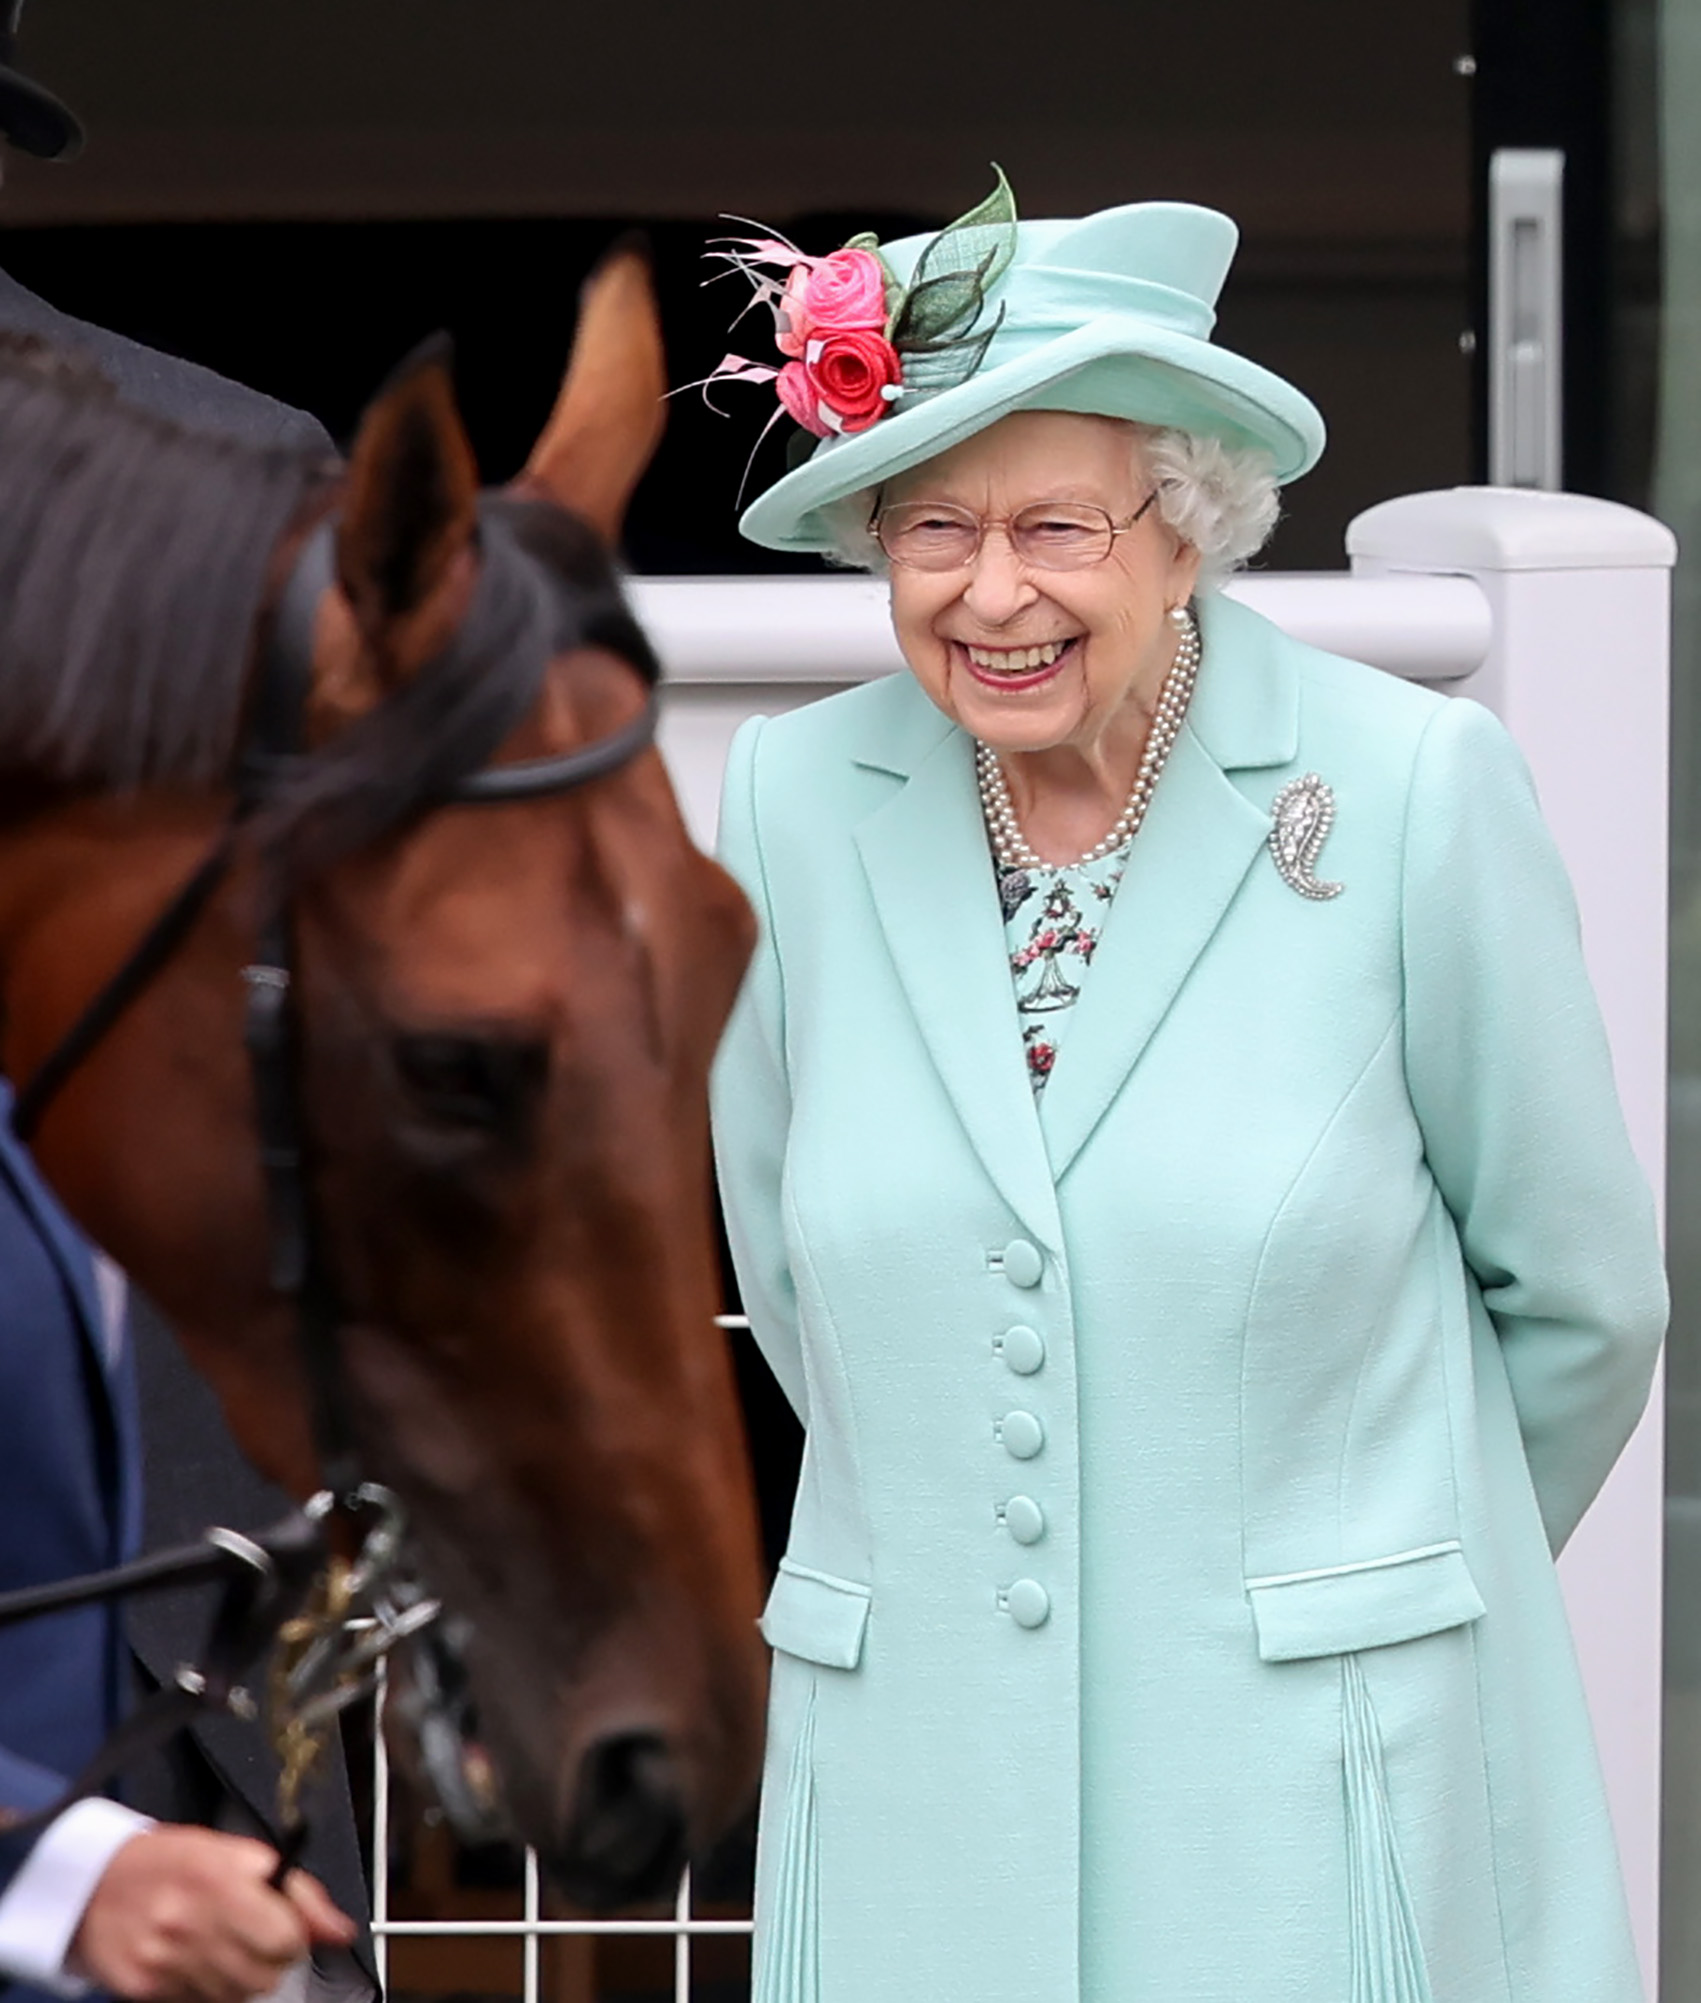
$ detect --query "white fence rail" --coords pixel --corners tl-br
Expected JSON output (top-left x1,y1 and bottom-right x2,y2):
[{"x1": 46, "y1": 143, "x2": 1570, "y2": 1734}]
[
  {"x1": 628, "y1": 569, "x2": 1496, "y2": 687},
  {"x1": 373, "y1": 486, "x2": 1674, "y2": 2001},
  {"x1": 370, "y1": 1668, "x2": 754, "y2": 2002}
]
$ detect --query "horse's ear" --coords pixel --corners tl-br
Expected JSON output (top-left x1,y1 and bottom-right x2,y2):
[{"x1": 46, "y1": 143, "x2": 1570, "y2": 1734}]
[
  {"x1": 521, "y1": 236, "x2": 666, "y2": 546},
  {"x1": 338, "y1": 334, "x2": 480, "y2": 643}
]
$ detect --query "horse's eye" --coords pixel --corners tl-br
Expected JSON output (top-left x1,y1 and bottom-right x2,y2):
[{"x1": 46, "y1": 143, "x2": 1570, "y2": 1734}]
[{"x1": 392, "y1": 1033, "x2": 548, "y2": 1135}]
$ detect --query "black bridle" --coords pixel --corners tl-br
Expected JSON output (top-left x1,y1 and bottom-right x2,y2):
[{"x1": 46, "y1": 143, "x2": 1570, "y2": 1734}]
[{"x1": 0, "y1": 498, "x2": 663, "y2": 1855}]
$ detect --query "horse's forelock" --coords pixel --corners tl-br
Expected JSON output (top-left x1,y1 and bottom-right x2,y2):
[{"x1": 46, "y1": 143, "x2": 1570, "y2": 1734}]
[{"x1": 258, "y1": 496, "x2": 654, "y2": 893}]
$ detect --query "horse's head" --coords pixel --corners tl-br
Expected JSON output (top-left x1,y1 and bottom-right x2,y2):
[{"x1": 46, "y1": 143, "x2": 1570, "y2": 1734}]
[{"x1": 5, "y1": 250, "x2": 767, "y2": 1903}]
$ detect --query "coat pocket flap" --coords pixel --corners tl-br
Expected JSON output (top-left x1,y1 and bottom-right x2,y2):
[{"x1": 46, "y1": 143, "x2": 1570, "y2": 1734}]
[
  {"x1": 1246, "y1": 1542, "x2": 1486, "y2": 1662},
  {"x1": 760, "y1": 1559, "x2": 872, "y2": 1670}
]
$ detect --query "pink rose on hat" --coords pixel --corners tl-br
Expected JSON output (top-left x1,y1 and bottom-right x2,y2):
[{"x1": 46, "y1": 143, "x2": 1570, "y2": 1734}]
[
  {"x1": 775, "y1": 360, "x2": 832, "y2": 437},
  {"x1": 776, "y1": 327, "x2": 904, "y2": 437},
  {"x1": 702, "y1": 191, "x2": 1028, "y2": 450},
  {"x1": 805, "y1": 328, "x2": 904, "y2": 433},
  {"x1": 775, "y1": 248, "x2": 889, "y2": 358}
]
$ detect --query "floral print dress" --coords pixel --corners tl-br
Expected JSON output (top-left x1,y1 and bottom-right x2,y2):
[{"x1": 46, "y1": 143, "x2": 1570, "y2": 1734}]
[{"x1": 994, "y1": 848, "x2": 1128, "y2": 1092}]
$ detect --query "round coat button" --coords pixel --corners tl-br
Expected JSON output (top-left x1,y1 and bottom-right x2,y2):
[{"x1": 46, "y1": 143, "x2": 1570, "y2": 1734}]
[
  {"x1": 1004, "y1": 1495, "x2": 1046, "y2": 1545},
  {"x1": 1007, "y1": 1578, "x2": 1051, "y2": 1629},
  {"x1": 999, "y1": 1410, "x2": 1045, "y2": 1460},
  {"x1": 999, "y1": 1324, "x2": 1045, "y2": 1375},
  {"x1": 1001, "y1": 1239, "x2": 1044, "y2": 1288}
]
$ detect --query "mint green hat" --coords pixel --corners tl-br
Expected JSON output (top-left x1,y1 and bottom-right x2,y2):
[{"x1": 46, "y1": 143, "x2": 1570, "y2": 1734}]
[{"x1": 737, "y1": 197, "x2": 1326, "y2": 555}]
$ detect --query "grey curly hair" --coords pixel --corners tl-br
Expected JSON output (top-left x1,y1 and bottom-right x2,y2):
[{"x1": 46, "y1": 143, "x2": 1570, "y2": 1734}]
[{"x1": 820, "y1": 419, "x2": 1281, "y2": 590}]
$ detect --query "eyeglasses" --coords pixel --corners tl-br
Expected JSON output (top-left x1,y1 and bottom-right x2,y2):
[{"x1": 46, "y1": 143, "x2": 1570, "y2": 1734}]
[{"x1": 870, "y1": 490, "x2": 1161, "y2": 573}]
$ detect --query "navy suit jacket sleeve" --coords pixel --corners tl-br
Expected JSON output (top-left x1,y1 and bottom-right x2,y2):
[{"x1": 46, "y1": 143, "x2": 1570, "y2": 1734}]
[
  {"x1": 0, "y1": 1111, "x2": 131, "y2": 1903},
  {"x1": 0, "y1": 1749, "x2": 71, "y2": 1820}
]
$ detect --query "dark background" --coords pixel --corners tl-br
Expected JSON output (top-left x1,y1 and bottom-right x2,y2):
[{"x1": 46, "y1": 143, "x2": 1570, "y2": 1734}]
[{"x1": 0, "y1": 0, "x2": 1479, "y2": 579}]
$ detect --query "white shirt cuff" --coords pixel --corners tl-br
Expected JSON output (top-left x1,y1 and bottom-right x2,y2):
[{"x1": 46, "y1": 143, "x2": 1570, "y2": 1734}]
[{"x1": 0, "y1": 1798, "x2": 155, "y2": 1995}]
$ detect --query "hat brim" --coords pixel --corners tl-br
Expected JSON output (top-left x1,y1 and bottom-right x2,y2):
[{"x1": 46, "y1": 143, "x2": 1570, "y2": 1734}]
[
  {"x1": 738, "y1": 316, "x2": 1326, "y2": 554},
  {"x1": 0, "y1": 67, "x2": 83, "y2": 160}
]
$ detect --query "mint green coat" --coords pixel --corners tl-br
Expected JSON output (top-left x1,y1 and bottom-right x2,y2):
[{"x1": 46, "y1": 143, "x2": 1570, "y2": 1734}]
[{"x1": 710, "y1": 592, "x2": 1666, "y2": 2003}]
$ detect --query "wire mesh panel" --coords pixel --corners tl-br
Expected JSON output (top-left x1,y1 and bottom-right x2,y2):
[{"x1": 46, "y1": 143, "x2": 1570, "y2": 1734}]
[{"x1": 370, "y1": 1666, "x2": 755, "y2": 2003}]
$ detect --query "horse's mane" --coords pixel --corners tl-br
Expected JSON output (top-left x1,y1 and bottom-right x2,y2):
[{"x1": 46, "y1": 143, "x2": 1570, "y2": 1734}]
[
  {"x1": 0, "y1": 333, "x2": 660, "y2": 892},
  {"x1": 0, "y1": 332, "x2": 335, "y2": 789}
]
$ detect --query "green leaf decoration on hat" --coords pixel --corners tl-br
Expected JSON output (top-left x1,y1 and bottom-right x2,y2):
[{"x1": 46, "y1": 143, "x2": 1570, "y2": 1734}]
[{"x1": 885, "y1": 165, "x2": 1018, "y2": 398}]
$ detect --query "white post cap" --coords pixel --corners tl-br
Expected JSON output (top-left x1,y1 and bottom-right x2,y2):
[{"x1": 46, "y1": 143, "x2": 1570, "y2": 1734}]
[{"x1": 1348, "y1": 486, "x2": 1677, "y2": 573}]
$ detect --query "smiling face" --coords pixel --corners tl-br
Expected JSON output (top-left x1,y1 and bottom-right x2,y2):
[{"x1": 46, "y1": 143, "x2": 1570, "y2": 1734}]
[{"x1": 882, "y1": 411, "x2": 1201, "y2": 764}]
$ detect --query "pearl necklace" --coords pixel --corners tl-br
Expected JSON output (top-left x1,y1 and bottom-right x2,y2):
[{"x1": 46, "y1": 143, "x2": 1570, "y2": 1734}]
[{"x1": 975, "y1": 607, "x2": 1202, "y2": 872}]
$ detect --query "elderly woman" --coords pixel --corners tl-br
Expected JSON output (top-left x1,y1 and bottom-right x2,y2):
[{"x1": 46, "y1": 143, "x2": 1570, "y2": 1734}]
[{"x1": 707, "y1": 186, "x2": 1666, "y2": 2003}]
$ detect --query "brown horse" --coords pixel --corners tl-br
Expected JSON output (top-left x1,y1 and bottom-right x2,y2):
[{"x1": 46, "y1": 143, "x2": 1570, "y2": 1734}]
[{"x1": 0, "y1": 250, "x2": 765, "y2": 1905}]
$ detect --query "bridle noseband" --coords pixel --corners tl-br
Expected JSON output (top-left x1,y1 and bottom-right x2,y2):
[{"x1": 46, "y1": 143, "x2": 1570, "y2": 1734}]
[{"x1": 1, "y1": 498, "x2": 664, "y2": 1851}]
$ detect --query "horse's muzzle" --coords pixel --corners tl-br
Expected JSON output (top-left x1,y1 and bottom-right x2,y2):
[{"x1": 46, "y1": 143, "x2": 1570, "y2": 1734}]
[{"x1": 553, "y1": 1729, "x2": 690, "y2": 1909}]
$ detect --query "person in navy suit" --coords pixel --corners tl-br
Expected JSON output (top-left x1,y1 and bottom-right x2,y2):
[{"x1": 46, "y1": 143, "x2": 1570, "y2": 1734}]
[
  {"x1": 0, "y1": 1102, "x2": 356, "y2": 2003},
  {"x1": 0, "y1": 1092, "x2": 141, "y2": 1843},
  {"x1": 0, "y1": 14, "x2": 368, "y2": 2001}
]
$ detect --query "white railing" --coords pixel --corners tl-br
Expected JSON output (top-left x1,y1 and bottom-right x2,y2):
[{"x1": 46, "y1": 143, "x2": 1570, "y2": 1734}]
[
  {"x1": 628, "y1": 569, "x2": 1496, "y2": 686},
  {"x1": 372, "y1": 487, "x2": 1675, "y2": 2002},
  {"x1": 369, "y1": 1677, "x2": 754, "y2": 2003}
]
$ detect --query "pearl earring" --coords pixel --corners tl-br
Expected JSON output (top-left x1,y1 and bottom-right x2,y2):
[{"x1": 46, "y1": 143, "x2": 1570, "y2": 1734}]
[{"x1": 1168, "y1": 604, "x2": 1190, "y2": 627}]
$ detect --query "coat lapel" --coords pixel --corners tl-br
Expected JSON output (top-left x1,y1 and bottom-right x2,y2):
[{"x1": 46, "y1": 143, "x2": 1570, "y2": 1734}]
[
  {"x1": 854, "y1": 714, "x2": 1063, "y2": 1251},
  {"x1": 1037, "y1": 593, "x2": 1303, "y2": 1180},
  {"x1": 846, "y1": 594, "x2": 1304, "y2": 1223}
]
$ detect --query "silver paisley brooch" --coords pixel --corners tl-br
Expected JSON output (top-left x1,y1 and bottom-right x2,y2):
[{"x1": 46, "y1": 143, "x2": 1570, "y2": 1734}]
[{"x1": 1268, "y1": 774, "x2": 1344, "y2": 900}]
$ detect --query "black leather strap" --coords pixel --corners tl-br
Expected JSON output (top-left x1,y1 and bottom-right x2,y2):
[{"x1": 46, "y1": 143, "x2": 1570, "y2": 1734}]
[
  {"x1": 455, "y1": 686, "x2": 658, "y2": 802},
  {"x1": 0, "y1": 1530, "x2": 261, "y2": 1628},
  {"x1": 0, "y1": 1510, "x2": 324, "y2": 1846}
]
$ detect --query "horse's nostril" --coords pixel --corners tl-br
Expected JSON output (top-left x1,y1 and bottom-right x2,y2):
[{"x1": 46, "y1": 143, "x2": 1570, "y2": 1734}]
[{"x1": 556, "y1": 1731, "x2": 689, "y2": 1909}]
